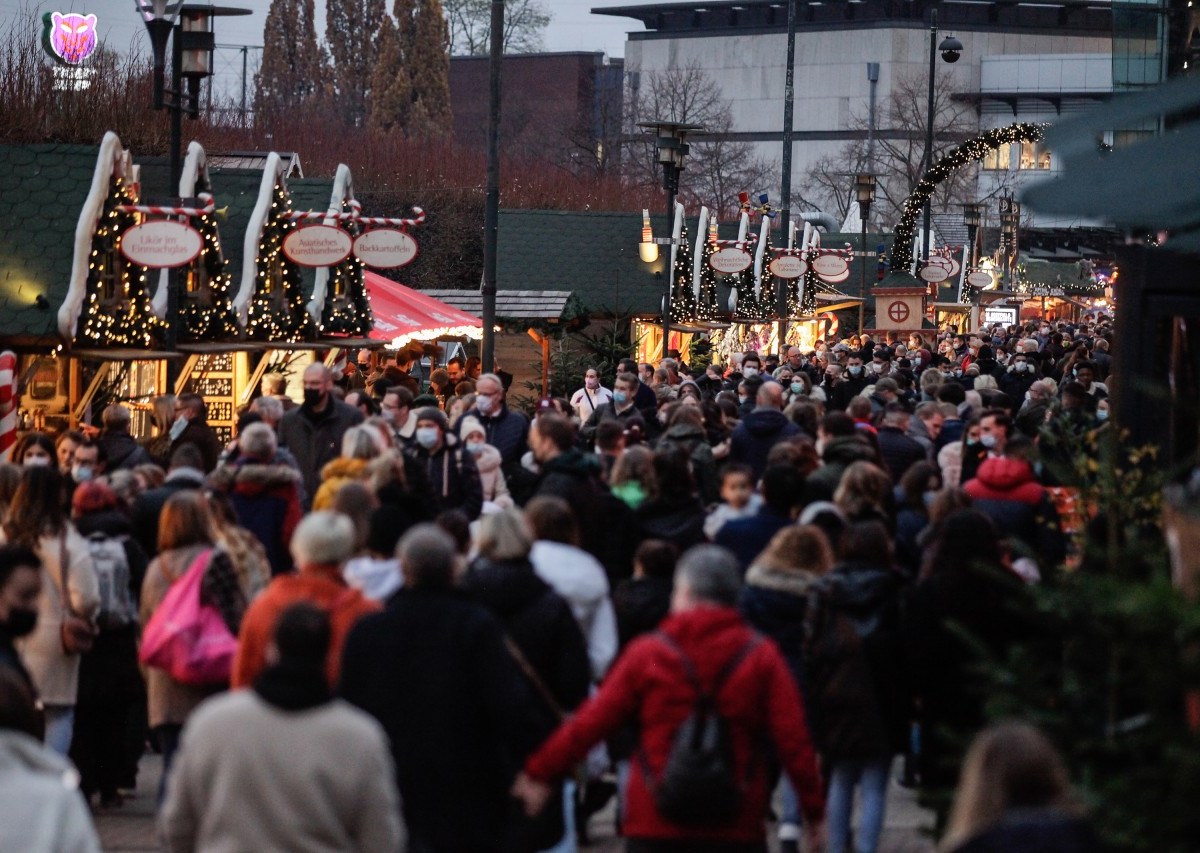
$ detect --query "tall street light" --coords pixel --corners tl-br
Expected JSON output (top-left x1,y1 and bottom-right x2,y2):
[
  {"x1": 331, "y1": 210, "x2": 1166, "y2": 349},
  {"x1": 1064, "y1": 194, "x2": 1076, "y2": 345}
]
[
  {"x1": 854, "y1": 173, "x2": 876, "y2": 334},
  {"x1": 921, "y1": 8, "x2": 963, "y2": 266},
  {"x1": 135, "y1": 0, "x2": 249, "y2": 388},
  {"x1": 999, "y1": 195, "x2": 1021, "y2": 290},
  {"x1": 637, "y1": 120, "x2": 702, "y2": 362},
  {"x1": 961, "y1": 202, "x2": 983, "y2": 304}
]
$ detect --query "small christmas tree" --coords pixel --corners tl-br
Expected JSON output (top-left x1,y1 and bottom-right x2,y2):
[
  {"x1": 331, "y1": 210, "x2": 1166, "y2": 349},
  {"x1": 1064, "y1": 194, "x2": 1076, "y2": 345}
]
[
  {"x1": 246, "y1": 181, "x2": 312, "y2": 342},
  {"x1": 695, "y1": 219, "x2": 721, "y2": 323},
  {"x1": 77, "y1": 175, "x2": 163, "y2": 348},
  {"x1": 668, "y1": 218, "x2": 696, "y2": 326},
  {"x1": 318, "y1": 201, "x2": 373, "y2": 337},
  {"x1": 178, "y1": 204, "x2": 240, "y2": 343}
]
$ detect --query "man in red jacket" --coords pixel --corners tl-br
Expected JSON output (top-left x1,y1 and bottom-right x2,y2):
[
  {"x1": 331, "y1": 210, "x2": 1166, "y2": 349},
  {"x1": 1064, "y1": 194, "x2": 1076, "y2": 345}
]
[{"x1": 512, "y1": 545, "x2": 826, "y2": 852}]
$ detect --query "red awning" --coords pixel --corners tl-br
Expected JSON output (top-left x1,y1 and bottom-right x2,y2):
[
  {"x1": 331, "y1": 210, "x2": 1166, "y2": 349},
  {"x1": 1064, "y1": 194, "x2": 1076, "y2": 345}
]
[{"x1": 364, "y1": 271, "x2": 482, "y2": 347}]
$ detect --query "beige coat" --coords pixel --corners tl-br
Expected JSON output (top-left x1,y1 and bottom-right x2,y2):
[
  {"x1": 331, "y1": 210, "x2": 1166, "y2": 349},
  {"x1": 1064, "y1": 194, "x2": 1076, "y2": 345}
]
[
  {"x1": 161, "y1": 690, "x2": 405, "y2": 853},
  {"x1": 140, "y1": 545, "x2": 221, "y2": 728},
  {"x1": 12, "y1": 526, "x2": 99, "y2": 707}
]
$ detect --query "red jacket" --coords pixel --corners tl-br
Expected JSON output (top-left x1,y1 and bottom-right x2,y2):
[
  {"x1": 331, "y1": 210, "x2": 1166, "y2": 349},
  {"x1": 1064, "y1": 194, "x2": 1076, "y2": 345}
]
[
  {"x1": 963, "y1": 457, "x2": 1045, "y2": 506},
  {"x1": 525, "y1": 606, "x2": 825, "y2": 842}
]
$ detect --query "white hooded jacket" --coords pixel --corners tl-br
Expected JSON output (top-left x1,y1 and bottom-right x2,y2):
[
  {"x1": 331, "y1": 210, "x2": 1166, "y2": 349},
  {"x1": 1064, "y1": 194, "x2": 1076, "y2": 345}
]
[{"x1": 529, "y1": 540, "x2": 618, "y2": 680}]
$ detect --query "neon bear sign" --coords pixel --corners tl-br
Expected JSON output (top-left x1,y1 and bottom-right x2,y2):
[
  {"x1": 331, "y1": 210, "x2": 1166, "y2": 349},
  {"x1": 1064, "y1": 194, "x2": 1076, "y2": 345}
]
[{"x1": 42, "y1": 11, "x2": 98, "y2": 66}]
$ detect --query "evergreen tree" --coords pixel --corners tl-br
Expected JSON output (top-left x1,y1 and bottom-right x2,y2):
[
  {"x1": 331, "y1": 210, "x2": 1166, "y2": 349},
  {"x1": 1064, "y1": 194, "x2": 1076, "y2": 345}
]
[
  {"x1": 407, "y1": 0, "x2": 453, "y2": 137},
  {"x1": 256, "y1": 0, "x2": 328, "y2": 116},
  {"x1": 368, "y1": 15, "x2": 412, "y2": 130},
  {"x1": 326, "y1": 0, "x2": 386, "y2": 126},
  {"x1": 668, "y1": 219, "x2": 695, "y2": 325},
  {"x1": 696, "y1": 219, "x2": 720, "y2": 323}
]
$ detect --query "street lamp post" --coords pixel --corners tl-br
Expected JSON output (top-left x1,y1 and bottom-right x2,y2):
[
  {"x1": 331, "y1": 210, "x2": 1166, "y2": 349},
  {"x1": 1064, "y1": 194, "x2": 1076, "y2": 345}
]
[
  {"x1": 637, "y1": 120, "x2": 702, "y2": 362},
  {"x1": 854, "y1": 173, "x2": 876, "y2": 334},
  {"x1": 961, "y1": 202, "x2": 983, "y2": 303},
  {"x1": 135, "y1": 0, "x2": 249, "y2": 389},
  {"x1": 921, "y1": 8, "x2": 963, "y2": 266},
  {"x1": 999, "y1": 195, "x2": 1020, "y2": 290}
]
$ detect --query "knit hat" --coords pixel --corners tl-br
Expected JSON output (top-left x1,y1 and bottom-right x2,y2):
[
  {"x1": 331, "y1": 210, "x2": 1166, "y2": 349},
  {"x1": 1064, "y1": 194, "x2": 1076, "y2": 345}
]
[
  {"x1": 71, "y1": 480, "x2": 120, "y2": 517},
  {"x1": 459, "y1": 415, "x2": 485, "y2": 441},
  {"x1": 414, "y1": 407, "x2": 448, "y2": 431}
]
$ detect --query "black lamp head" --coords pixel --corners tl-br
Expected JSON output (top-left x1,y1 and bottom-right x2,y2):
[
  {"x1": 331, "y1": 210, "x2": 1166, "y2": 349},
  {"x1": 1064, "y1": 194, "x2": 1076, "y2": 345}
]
[{"x1": 940, "y1": 34, "x2": 963, "y2": 63}]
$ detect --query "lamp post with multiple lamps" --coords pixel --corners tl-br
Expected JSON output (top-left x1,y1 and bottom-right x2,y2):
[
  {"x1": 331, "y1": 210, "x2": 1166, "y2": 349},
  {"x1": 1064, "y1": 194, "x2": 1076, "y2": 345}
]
[
  {"x1": 135, "y1": 0, "x2": 250, "y2": 387},
  {"x1": 637, "y1": 121, "x2": 702, "y2": 362},
  {"x1": 854, "y1": 173, "x2": 876, "y2": 334},
  {"x1": 921, "y1": 9, "x2": 963, "y2": 266},
  {"x1": 961, "y1": 202, "x2": 983, "y2": 303},
  {"x1": 999, "y1": 195, "x2": 1021, "y2": 290}
]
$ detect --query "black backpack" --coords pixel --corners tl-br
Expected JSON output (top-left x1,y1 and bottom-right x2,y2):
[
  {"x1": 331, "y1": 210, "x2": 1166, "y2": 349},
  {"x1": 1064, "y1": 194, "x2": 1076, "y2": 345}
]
[{"x1": 642, "y1": 632, "x2": 761, "y2": 826}]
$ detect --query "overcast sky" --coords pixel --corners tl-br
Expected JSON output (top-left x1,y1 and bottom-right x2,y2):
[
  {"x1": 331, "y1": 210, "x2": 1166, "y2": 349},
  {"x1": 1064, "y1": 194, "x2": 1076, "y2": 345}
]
[{"x1": 3, "y1": 0, "x2": 644, "y2": 60}]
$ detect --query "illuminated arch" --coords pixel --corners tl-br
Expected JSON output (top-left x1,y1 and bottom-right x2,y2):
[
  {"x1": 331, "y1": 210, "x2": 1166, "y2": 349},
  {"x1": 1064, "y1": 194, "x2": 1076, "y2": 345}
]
[{"x1": 889, "y1": 122, "x2": 1048, "y2": 272}]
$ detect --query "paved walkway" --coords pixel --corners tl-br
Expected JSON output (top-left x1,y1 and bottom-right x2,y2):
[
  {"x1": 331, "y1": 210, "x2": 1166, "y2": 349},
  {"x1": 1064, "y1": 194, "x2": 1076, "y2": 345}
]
[{"x1": 96, "y1": 755, "x2": 936, "y2": 852}]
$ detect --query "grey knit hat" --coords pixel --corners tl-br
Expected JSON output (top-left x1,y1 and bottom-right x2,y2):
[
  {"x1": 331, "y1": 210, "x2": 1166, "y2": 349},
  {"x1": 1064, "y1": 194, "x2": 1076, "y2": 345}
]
[{"x1": 414, "y1": 407, "x2": 448, "y2": 431}]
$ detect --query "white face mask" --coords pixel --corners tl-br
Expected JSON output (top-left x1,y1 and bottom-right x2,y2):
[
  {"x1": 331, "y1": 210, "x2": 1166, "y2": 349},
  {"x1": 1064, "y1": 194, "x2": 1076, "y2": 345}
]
[
  {"x1": 476, "y1": 393, "x2": 497, "y2": 415},
  {"x1": 742, "y1": 366, "x2": 758, "y2": 378},
  {"x1": 169, "y1": 414, "x2": 189, "y2": 441},
  {"x1": 466, "y1": 440, "x2": 485, "y2": 454},
  {"x1": 71, "y1": 464, "x2": 94, "y2": 483},
  {"x1": 415, "y1": 427, "x2": 440, "y2": 449}
]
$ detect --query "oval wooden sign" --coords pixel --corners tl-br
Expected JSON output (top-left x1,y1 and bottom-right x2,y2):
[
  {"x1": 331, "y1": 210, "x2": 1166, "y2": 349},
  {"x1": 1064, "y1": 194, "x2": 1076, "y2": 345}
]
[
  {"x1": 709, "y1": 247, "x2": 752, "y2": 274},
  {"x1": 282, "y1": 224, "x2": 353, "y2": 268},
  {"x1": 811, "y1": 253, "x2": 849, "y2": 278},
  {"x1": 966, "y1": 270, "x2": 994, "y2": 288},
  {"x1": 768, "y1": 254, "x2": 807, "y2": 279},
  {"x1": 919, "y1": 265, "x2": 950, "y2": 283},
  {"x1": 353, "y1": 229, "x2": 419, "y2": 269},
  {"x1": 119, "y1": 220, "x2": 202, "y2": 269}
]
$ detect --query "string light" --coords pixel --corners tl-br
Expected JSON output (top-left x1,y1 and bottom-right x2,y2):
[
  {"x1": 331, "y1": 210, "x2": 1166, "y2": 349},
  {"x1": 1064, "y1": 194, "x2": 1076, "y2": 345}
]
[
  {"x1": 246, "y1": 181, "x2": 311, "y2": 342},
  {"x1": 77, "y1": 176, "x2": 164, "y2": 348},
  {"x1": 693, "y1": 219, "x2": 721, "y2": 323},
  {"x1": 318, "y1": 199, "x2": 373, "y2": 337},
  {"x1": 177, "y1": 198, "x2": 239, "y2": 342},
  {"x1": 668, "y1": 219, "x2": 697, "y2": 325},
  {"x1": 889, "y1": 123, "x2": 1048, "y2": 273}
]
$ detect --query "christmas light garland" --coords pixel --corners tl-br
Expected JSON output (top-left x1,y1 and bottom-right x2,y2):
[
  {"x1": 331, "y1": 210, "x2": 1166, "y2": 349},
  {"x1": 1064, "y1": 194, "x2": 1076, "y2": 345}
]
[
  {"x1": 246, "y1": 181, "x2": 311, "y2": 342},
  {"x1": 78, "y1": 176, "x2": 163, "y2": 348},
  {"x1": 669, "y1": 219, "x2": 697, "y2": 325},
  {"x1": 694, "y1": 218, "x2": 721, "y2": 323},
  {"x1": 889, "y1": 123, "x2": 1048, "y2": 273}
]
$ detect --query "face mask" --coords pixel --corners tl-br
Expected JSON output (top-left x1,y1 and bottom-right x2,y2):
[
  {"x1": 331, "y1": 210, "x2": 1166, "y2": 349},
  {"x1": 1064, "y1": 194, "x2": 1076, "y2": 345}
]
[
  {"x1": 848, "y1": 365, "x2": 863, "y2": 377},
  {"x1": 415, "y1": 427, "x2": 440, "y2": 449},
  {"x1": 170, "y1": 412, "x2": 188, "y2": 441},
  {"x1": 71, "y1": 464, "x2": 93, "y2": 483},
  {"x1": 612, "y1": 390, "x2": 628, "y2": 406},
  {"x1": 24, "y1": 456, "x2": 50, "y2": 468},
  {"x1": 870, "y1": 362, "x2": 883, "y2": 374},
  {"x1": 966, "y1": 437, "x2": 981, "y2": 447},
  {"x1": 790, "y1": 382, "x2": 804, "y2": 395},
  {"x1": 3, "y1": 607, "x2": 37, "y2": 638},
  {"x1": 466, "y1": 440, "x2": 485, "y2": 454},
  {"x1": 585, "y1": 377, "x2": 598, "y2": 390},
  {"x1": 476, "y1": 394, "x2": 496, "y2": 415},
  {"x1": 738, "y1": 395, "x2": 748, "y2": 405},
  {"x1": 953, "y1": 369, "x2": 963, "y2": 378},
  {"x1": 302, "y1": 388, "x2": 323, "y2": 408},
  {"x1": 657, "y1": 410, "x2": 669, "y2": 425},
  {"x1": 742, "y1": 367, "x2": 758, "y2": 378},
  {"x1": 980, "y1": 433, "x2": 998, "y2": 449},
  {"x1": 922, "y1": 490, "x2": 938, "y2": 509},
  {"x1": 1097, "y1": 409, "x2": 1109, "y2": 422},
  {"x1": 824, "y1": 374, "x2": 836, "y2": 383}
]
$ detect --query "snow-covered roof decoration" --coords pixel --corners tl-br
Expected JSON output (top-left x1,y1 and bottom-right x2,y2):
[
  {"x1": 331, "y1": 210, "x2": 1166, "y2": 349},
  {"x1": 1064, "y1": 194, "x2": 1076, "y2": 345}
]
[
  {"x1": 307, "y1": 163, "x2": 354, "y2": 324},
  {"x1": 233, "y1": 152, "x2": 286, "y2": 326},
  {"x1": 58, "y1": 131, "x2": 137, "y2": 339},
  {"x1": 152, "y1": 140, "x2": 207, "y2": 318}
]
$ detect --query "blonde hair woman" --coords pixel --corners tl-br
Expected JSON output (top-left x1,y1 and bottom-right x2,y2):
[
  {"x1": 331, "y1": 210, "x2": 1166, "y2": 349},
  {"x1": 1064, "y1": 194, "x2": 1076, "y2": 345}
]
[
  {"x1": 312, "y1": 425, "x2": 383, "y2": 511},
  {"x1": 942, "y1": 722, "x2": 1097, "y2": 853}
]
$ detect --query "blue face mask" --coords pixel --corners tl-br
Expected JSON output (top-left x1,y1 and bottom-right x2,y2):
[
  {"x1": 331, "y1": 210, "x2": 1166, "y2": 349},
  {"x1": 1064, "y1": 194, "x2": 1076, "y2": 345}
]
[
  {"x1": 612, "y1": 390, "x2": 628, "y2": 406},
  {"x1": 790, "y1": 382, "x2": 804, "y2": 394},
  {"x1": 1097, "y1": 409, "x2": 1109, "y2": 422},
  {"x1": 922, "y1": 490, "x2": 938, "y2": 509},
  {"x1": 415, "y1": 427, "x2": 440, "y2": 449}
]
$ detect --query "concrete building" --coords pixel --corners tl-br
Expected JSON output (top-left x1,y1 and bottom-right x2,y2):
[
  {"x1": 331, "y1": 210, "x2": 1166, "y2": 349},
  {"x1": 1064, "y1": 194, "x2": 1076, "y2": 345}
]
[{"x1": 598, "y1": 0, "x2": 1114, "y2": 229}]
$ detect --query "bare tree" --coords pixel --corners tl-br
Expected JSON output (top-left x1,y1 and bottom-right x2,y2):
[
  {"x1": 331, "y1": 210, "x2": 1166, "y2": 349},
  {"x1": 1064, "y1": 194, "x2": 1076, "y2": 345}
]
[
  {"x1": 803, "y1": 67, "x2": 1010, "y2": 228},
  {"x1": 626, "y1": 61, "x2": 775, "y2": 219},
  {"x1": 443, "y1": 0, "x2": 550, "y2": 55}
]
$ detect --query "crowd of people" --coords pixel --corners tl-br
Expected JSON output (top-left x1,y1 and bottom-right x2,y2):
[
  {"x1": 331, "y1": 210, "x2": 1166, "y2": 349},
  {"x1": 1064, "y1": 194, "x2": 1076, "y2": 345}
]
[{"x1": 0, "y1": 318, "x2": 1113, "y2": 853}]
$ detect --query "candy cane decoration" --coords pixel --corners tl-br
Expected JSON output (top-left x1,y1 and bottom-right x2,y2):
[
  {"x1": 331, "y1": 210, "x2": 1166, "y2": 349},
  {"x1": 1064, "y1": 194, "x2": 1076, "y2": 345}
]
[
  {"x1": 0, "y1": 351, "x2": 18, "y2": 460},
  {"x1": 287, "y1": 201, "x2": 426, "y2": 229},
  {"x1": 117, "y1": 193, "x2": 215, "y2": 218},
  {"x1": 819, "y1": 312, "x2": 840, "y2": 339}
]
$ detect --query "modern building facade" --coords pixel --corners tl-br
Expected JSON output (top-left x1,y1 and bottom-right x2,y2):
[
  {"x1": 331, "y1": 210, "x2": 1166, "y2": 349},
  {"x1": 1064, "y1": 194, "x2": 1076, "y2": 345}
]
[{"x1": 598, "y1": 0, "x2": 1115, "y2": 229}]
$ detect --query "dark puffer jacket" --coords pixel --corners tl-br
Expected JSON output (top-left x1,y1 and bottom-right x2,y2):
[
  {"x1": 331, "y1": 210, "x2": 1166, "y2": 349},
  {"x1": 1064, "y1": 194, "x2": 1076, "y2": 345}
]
[
  {"x1": 805, "y1": 560, "x2": 906, "y2": 761},
  {"x1": 461, "y1": 556, "x2": 591, "y2": 712},
  {"x1": 739, "y1": 564, "x2": 820, "y2": 702},
  {"x1": 208, "y1": 459, "x2": 303, "y2": 577},
  {"x1": 654, "y1": 422, "x2": 719, "y2": 504},
  {"x1": 729, "y1": 408, "x2": 801, "y2": 480},
  {"x1": 805, "y1": 435, "x2": 878, "y2": 503}
]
